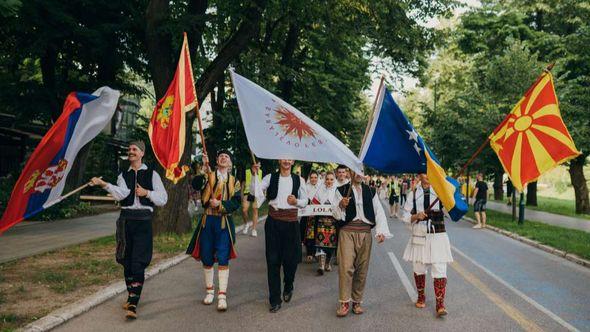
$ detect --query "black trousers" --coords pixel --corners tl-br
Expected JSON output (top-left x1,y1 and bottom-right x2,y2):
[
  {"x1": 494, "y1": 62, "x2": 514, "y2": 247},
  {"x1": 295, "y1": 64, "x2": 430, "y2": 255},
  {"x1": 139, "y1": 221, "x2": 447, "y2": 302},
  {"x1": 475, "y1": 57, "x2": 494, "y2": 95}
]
[
  {"x1": 124, "y1": 219, "x2": 153, "y2": 278},
  {"x1": 265, "y1": 216, "x2": 302, "y2": 306}
]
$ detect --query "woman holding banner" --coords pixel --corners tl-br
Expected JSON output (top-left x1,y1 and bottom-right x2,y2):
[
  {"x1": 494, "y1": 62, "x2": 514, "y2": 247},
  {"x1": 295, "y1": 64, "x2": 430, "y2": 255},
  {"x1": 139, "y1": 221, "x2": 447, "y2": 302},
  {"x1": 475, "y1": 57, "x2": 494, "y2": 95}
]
[{"x1": 314, "y1": 171, "x2": 339, "y2": 275}]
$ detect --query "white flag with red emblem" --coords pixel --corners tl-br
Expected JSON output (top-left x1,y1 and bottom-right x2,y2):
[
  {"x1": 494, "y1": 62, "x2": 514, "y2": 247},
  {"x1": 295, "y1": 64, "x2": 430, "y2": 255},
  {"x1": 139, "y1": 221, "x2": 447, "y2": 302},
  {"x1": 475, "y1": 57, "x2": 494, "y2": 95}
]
[{"x1": 230, "y1": 71, "x2": 363, "y2": 174}]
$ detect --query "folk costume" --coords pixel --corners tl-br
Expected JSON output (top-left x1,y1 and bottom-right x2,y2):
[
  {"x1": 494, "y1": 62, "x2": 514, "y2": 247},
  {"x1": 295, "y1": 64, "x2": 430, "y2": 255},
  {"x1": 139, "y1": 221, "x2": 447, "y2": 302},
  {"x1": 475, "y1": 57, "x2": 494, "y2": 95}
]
[
  {"x1": 186, "y1": 163, "x2": 241, "y2": 311},
  {"x1": 252, "y1": 172, "x2": 308, "y2": 312},
  {"x1": 104, "y1": 163, "x2": 168, "y2": 319},
  {"x1": 302, "y1": 181, "x2": 320, "y2": 260},
  {"x1": 314, "y1": 183, "x2": 338, "y2": 275},
  {"x1": 402, "y1": 185, "x2": 452, "y2": 317},
  {"x1": 332, "y1": 182, "x2": 392, "y2": 316}
]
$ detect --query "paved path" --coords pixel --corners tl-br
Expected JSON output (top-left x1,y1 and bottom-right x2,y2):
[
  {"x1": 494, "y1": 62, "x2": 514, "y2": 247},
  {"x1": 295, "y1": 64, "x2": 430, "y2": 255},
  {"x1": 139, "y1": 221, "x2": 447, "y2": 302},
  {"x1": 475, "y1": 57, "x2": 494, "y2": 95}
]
[
  {"x1": 0, "y1": 212, "x2": 118, "y2": 263},
  {"x1": 486, "y1": 201, "x2": 590, "y2": 233},
  {"x1": 56, "y1": 202, "x2": 590, "y2": 332}
]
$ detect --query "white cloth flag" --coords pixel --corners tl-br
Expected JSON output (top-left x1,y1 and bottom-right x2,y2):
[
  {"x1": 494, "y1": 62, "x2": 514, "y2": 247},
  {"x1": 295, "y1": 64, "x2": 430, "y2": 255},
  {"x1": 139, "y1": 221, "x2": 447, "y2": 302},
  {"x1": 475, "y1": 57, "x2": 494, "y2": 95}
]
[{"x1": 230, "y1": 71, "x2": 364, "y2": 174}]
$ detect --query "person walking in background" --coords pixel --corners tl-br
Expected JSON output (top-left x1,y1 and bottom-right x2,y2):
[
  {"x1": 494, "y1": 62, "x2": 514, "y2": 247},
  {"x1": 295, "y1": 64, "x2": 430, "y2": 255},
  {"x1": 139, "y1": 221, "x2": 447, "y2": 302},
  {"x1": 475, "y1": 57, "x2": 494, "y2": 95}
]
[
  {"x1": 388, "y1": 177, "x2": 399, "y2": 218},
  {"x1": 472, "y1": 173, "x2": 488, "y2": 229},
  {"x1": 241, "y1": 166, "x2": 262, "y2": 237}
]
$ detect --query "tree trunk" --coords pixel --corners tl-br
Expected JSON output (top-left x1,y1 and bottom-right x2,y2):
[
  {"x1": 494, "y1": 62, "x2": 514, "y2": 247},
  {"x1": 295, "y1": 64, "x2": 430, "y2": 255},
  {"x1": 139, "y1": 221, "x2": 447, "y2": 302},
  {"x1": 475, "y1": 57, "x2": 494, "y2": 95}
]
[
  {"x1": 40, "y1": 44, "x2": 61, "y2": 122},
  {"x1": 569, "y1": 154, "x2": 590, "y2": 214},
  {"x1": 493, "y1": 171, "x2": 503, "y2": 201},
  {"x1": 526, "y1": 181, "x2": 537, "y2": 206},
  {"x1": 278, "y1": 21, "x2": 300, "y2": 101},
  {"x1": 145, "y1": 0, "x2": 268, "y2": 234}
]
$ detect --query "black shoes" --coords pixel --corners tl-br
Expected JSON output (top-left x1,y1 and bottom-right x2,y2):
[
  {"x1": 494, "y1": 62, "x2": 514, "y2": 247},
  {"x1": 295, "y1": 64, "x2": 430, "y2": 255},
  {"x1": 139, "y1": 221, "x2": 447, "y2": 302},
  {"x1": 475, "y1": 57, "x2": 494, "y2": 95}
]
[
  {"x1": 269, "y1": 304, "x2": 281, "y2": 313},
  {"x1": 283, "y1": 291, "x2": 293, "y2": 303}
]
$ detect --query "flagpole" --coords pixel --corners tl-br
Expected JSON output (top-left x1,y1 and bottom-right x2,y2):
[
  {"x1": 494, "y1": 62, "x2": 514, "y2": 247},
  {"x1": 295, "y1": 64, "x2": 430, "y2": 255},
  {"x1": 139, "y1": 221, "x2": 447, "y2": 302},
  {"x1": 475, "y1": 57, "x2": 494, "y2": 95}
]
[
  {"x1": 348, "y1": 75, "x2": 385, "y2": 199},
  {"x1": 426, "y1": 63, "x2": 555, "y2": 211},
  {"x1": 44, "y1": 177, "x2": 102, "y2": 210},
  {"x1": 195, "y1": 93, "x2": 209, "y2": 168}
]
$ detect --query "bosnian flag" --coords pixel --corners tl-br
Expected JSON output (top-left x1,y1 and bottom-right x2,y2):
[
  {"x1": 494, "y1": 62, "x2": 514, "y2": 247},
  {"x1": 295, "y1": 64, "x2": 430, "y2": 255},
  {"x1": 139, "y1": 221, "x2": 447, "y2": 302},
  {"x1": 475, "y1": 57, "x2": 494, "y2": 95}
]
[
  {"x1": 0, "y1": 87, "x2": 120, "y2": 233},
  {"x1": 360, "y1": 86, "x2": 467, "y2": 221},
  {"x1": 230, "y1": 71, "x2": 364, "y2": 174}
]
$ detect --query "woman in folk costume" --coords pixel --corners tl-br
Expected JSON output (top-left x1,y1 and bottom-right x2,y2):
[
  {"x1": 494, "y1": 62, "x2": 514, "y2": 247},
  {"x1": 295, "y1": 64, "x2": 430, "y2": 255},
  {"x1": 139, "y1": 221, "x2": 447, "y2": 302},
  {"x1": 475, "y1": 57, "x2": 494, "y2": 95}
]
[
  {"x1": 314, "y1": 171, "x2": 338, "y2": 275},
  {"x1": 186, "y1": 150, "x2": 241, "y2": 311},
  {"x1": 402, "y1": 173, "x2": 452, "y2": 317},
  {"x1": 301, "y1": 170, "x2": 321, "y2": 262}
]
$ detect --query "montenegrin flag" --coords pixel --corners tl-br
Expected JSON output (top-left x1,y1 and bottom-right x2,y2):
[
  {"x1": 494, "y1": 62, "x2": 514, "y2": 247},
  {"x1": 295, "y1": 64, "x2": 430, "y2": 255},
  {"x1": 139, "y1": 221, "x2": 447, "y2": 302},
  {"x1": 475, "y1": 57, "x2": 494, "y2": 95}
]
[
  {"x1": 489, "y1": 71, "x2": 580, "y2": 192},
  {"x1": 0, "y1": 87, "x2": 120, "y2": 234},
  {"x1": 230, "y1": 71, "x2": 364, "y2": 174},
  {"x1": 360, "y1": 86, "x2": 468, "y2": 221},
  {"x1": 148, "y1": 32, "x2": 197, "y2": 183}
]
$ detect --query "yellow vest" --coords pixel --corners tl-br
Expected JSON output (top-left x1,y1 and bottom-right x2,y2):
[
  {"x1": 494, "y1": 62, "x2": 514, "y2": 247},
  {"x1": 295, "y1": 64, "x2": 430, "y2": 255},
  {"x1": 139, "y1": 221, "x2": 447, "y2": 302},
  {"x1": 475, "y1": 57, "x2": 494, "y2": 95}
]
[{"x1": 244, "y1": 169, "x2": 262, "y2": 194}]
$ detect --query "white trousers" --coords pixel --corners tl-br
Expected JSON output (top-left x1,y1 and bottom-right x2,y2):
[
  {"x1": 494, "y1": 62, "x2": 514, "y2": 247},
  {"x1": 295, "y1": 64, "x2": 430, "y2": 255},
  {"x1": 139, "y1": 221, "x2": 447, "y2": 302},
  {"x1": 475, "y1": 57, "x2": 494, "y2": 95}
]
[{"x1": 413, "y1": 262, "x2": 447, "y2": 278}]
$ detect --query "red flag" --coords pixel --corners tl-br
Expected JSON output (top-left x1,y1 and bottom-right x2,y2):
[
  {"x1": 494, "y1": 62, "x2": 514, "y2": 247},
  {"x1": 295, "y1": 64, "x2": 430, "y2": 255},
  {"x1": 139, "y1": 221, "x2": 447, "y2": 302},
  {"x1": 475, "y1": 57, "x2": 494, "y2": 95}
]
[
  {"x1": 148, "y1": 33, "x2": 197, "y2": 183},
  {"x1": 489, "y1": 71, "x2": 580, "y2": 191}
]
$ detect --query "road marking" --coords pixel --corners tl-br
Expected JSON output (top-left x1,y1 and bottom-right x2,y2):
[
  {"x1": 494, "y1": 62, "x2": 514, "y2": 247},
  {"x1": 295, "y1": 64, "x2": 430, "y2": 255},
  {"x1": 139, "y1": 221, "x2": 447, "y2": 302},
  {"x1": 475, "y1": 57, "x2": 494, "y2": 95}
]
[
  {"x1": 387, "y1": 251, "x2": 417, "y2": 302},
  {"x1": 452, "y1": 246, "x2": 579, "y2": 332},
  {"x1": 451, "y1": 260, "x2": 544, "y2": 332}
]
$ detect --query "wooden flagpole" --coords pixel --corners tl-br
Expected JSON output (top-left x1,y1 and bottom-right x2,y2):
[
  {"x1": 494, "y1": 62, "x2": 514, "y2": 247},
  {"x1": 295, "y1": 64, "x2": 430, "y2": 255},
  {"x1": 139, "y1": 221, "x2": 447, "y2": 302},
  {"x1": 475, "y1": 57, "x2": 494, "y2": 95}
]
[
  {"x1": 44, "y1": 176, "x2": 102, "y2": 210},
  {"x1": 347, "y1": 75, "x2": 385, "y2": 199}
]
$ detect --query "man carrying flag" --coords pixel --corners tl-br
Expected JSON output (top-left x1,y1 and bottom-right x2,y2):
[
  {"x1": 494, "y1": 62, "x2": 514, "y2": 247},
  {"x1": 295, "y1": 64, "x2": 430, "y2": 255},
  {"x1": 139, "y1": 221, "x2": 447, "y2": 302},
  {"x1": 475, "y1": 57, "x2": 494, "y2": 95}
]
[
  {"x1": 360, "y1": 83, "x2": 468, "y2": 317},
  {"x1": 186, "y1": 150, "x2": 241, "y2": 312},
  {"x1": 90, "y1": 140, "x2": 168, "y2": 320}
]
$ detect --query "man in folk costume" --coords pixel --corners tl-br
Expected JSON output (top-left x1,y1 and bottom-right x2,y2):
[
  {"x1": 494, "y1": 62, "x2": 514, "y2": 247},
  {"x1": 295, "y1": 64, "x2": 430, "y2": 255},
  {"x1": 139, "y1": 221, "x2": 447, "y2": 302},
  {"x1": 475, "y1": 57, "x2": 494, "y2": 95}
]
[
  {"x1": 302, "y1": 170, "x2": 320, "y2": 262},
  {"x1": 314, "y1": 171, "x2": 338, "y2": 275},
  {"x1": 332, "y1": 170, "x2": 392, "y2": 317},
  {"x1": 90, "y1": 141, "x2": 168, "y2": 320},
  {"x1": 402, "y1": 173, "x2": 452, "y2": 317},
  {"x1": 186, "y1": 150, "x2": 241, "y2": 311},
  {"x1": 251, "y1": 159, "x2": 308, "y2": 313}
]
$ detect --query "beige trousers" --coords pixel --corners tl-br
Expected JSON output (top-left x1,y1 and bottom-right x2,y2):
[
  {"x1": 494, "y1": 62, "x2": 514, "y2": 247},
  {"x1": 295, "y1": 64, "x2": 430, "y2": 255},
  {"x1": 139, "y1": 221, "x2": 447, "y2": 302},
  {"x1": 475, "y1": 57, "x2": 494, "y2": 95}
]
[{"x1": 337, "y1": 229, "x2": 372, "y2": 303}]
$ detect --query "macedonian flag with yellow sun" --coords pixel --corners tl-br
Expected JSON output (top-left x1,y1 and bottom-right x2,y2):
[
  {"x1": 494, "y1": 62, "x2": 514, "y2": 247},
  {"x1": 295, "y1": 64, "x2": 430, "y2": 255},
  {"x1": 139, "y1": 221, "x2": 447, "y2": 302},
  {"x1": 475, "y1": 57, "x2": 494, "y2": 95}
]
[{"x1": 489, "y1": 71, "x2": 580, "y2": 192}]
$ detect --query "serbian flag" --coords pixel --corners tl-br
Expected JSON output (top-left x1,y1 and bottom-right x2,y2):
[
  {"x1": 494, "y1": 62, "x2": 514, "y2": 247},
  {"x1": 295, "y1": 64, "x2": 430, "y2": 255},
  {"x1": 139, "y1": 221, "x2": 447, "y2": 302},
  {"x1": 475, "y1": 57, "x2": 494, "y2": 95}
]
[
  {"x1": 148, "y1": 32, "x2": 197, "y2": 183},
  {"x1": 489, "y1": 71, "x2": 581, "y2": 192},
  {"x1": 360, "y1": 86, "x2": 468, "y2": 221},
  {"x1": 230, "y1": 70, "x2": 364, "y2": 174},
  {"x1": 0, "y1": 87, "x2": 120, "y2": 234}
]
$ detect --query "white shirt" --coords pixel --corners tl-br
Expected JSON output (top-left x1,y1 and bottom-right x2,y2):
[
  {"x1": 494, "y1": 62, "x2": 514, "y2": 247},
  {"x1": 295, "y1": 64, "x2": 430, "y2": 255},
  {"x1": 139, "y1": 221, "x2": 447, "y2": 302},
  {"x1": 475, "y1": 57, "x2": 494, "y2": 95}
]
[
  {"x1": 317, "y1": 185, "x2": 337, "y2": 204},
  {"x1": 401, "y1": 185, "x2": 444, "y2": 223},
  {"x1": 332, "y1": 184, "x2": 392, "y2": 239},
  {"x1": 336, "y1": 179, "x2": 349, "y2": 188},
  {"x1": 252, "y1": 173, "x2": 308, "y2": 209},
  {"x1": 306, "y1": 182, "x2": 320, "y2": 203},
  {"x1": 105, "y1": 164, "x2": 168, "y2": 211}
]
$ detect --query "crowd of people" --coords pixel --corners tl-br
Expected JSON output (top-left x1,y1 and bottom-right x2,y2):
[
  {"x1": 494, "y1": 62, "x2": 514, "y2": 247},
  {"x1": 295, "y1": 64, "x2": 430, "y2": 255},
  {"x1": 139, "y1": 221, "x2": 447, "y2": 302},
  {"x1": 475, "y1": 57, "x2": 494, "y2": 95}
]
[{"x1": 89, "y1": 141, "x2": 481, "y2": 320}]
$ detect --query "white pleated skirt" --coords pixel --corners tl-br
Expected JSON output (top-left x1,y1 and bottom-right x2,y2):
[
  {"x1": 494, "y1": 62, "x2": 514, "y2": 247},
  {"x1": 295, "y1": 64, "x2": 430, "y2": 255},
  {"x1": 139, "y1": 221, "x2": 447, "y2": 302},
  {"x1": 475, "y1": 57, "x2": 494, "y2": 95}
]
[{"x1": 403, "y1": 232, "x2": 453, "y2": 264}]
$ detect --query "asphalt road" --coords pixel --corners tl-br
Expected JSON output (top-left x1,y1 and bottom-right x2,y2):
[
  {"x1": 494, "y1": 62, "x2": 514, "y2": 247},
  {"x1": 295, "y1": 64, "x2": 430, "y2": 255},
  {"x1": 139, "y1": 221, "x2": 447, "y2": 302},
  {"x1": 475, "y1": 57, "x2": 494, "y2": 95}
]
[{"x1": 56, "y1": 202, "x2": 590, "y2": 332}]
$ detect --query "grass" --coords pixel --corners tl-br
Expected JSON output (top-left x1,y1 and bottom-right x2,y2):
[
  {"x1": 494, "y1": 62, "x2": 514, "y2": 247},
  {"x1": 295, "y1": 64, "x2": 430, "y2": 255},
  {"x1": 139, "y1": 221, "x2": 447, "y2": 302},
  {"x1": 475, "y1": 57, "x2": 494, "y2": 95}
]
[
  {"x1": 0, "y1": 204, "x2": 269, "y2": 331},
  {"x1": 494, "y1": 196, "x2": 590, "y2": 221},
  {"x1": 0, "y1": 231, "x2": 194, "y2": 331},
  {"x1": 468, "y1": 210, "x2": 590, "y2": 260}
]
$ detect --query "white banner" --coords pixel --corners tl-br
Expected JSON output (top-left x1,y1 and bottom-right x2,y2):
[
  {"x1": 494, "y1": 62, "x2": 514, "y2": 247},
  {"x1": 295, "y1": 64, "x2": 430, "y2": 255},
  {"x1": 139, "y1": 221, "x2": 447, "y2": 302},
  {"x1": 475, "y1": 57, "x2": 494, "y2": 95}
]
[
  {"x1": 230, "y1": 70, "x2": 364, "y2": 174},
  {"x1": 298, "y1": 204, "x2": 333, "y2": 217}
]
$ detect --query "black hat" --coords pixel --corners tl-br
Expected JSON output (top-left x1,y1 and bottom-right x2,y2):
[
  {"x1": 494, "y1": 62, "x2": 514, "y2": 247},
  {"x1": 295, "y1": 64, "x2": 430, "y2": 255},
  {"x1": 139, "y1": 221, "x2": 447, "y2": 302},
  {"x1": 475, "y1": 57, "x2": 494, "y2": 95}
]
[{"x1": 216, "y1": 149, "x2": 232, "y2": 160}]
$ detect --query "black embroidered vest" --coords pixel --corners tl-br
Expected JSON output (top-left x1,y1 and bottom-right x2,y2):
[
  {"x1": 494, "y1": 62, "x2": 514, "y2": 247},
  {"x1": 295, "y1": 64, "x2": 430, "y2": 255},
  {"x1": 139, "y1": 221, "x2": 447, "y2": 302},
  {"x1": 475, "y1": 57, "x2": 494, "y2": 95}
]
[
  {"x1": 121, "y1": 166, "x2": 155, "y2": 207},
  {"x1": 266, "y1": 172, "x2": 300, "y2": 201},
  {"x1": 337, "y1": 183, "x2": 376, "y2": 227}
]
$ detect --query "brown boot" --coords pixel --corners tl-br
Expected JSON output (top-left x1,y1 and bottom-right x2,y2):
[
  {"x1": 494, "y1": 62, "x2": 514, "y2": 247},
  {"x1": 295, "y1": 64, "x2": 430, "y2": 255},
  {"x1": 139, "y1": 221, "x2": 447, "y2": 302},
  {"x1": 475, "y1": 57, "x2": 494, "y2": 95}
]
[
  {"x1": 414, "y1": 273, "x2": 426, "y2": 308},
  {"x1": 336, "y1": 302, "x2": 350, "y2": 317},
  {"x1": 352, "y1": 302, "x2": 364, "y2": 315},
  {"x1": 434, "y1": 278, "x2": 448, "y2": 317},
  {"x1": 125, "y1": 304, "x2": 137, "y2": 320}
]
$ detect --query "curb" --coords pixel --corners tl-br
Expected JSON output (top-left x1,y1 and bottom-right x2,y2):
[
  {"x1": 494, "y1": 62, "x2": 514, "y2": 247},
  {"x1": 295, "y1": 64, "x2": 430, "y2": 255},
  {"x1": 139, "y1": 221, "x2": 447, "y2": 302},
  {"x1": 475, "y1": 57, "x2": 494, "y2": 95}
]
[
  {"x1": 463, "y1": 216, "x2": 590, "y2": 269},
  {"x1": 22, "y1": 221, "x2": 251, "y2": 332}
]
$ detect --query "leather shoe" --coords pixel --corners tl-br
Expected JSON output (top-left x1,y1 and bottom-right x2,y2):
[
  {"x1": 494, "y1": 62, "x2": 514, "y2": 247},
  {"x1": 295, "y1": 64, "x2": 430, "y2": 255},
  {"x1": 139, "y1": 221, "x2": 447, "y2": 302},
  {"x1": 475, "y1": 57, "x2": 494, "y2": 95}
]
[
  {"x1": 283, "y1": 291, "x2": 293, "y2": 303},
  {"x1": 269, "y1": 304, "x2": 281, "y2": 313}
]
